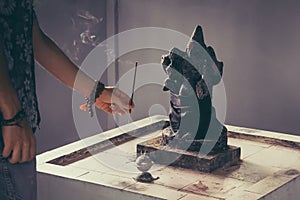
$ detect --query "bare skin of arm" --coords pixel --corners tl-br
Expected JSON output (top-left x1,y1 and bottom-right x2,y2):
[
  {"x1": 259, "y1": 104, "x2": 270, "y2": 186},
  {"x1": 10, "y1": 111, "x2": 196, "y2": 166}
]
[
  {"x1": 0, "y1": 17, "x2": 133, "y2": 164},
  {"x1": 0, "y1": 37, "x2": 36, "y2": 164},
  {"x1": 32, "y1": 18, "x2": 133, "y2": 115}
]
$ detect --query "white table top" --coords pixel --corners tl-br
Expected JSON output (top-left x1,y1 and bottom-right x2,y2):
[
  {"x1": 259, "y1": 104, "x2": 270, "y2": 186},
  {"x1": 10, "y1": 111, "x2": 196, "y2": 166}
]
[{"x1": 37, "y1": 115, "x2": 300, "y2": 200}]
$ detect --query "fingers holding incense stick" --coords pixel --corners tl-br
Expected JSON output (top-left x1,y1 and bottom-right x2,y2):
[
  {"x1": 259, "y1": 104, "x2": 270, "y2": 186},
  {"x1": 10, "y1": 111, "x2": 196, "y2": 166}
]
[{"x1": 129, "y1": 62, "x2": 138, "y2": 113}]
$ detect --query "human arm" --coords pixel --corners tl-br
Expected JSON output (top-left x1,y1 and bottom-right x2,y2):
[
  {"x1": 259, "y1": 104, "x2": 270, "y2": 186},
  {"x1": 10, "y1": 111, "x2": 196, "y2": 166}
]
[
  {"x1": 32, "y1": 18, "x2": 133, "y2": 114},
  {"x1": 0, "y1": 37, "x2": 36, "y2": 164}
]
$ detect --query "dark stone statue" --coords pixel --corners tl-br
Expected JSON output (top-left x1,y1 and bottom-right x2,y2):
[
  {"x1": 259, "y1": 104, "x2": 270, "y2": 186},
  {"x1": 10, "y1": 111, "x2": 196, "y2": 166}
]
[{"x1": 161, "y1": 25, "x2": 228, "y2": 153}]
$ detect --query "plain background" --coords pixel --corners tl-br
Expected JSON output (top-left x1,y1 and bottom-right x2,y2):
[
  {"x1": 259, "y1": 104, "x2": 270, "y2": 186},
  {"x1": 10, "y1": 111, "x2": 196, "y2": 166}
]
[{"x1": 34, "y1": 0, "x2": 300, "y2": 153}]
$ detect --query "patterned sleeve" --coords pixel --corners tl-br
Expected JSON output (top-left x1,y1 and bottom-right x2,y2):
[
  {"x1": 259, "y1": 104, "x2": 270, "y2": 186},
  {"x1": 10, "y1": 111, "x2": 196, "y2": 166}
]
[
  {"x1": 33, "y1": 8, "x2": 37, "y2": 21},
  {"x1": 0, "y1": 22, "x2": 2, "y2": 46},
  {"x1": 0, "y1": 14, "x2": 7, "y2": 62}
]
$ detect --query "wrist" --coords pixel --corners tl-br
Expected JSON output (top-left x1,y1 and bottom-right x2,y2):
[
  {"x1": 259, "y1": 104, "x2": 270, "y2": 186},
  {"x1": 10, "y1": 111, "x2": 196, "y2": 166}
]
[
  {"x1": 95, "y1": 81, "x2": 105, "y2": 98},
  {"x1": 0, "y1": 93, "x2": 22, "y2": 119},
  {"x1": 1, "y1": 109, "x2": 25, "y2": 127},
  {"x1": 85, "y1": 81, "x2": 105, "y2": 117}
]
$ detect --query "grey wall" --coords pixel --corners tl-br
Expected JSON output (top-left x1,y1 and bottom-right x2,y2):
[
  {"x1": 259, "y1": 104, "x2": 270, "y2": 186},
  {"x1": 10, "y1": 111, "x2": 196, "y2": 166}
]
[
  {"x1": 117, "y1": 0, "x2": 300, "y2": 135},
  {"x1": 35, "y1": 0, "x2": 300, "y2": 154}
]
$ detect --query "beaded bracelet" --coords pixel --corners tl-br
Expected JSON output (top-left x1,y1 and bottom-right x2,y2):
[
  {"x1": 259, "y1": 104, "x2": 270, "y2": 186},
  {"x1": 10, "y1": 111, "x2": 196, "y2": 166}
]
[
  {"x1": 0, "y1": 109, "x2": 25, "y2": 127},
  {"x1": 85, "y1": 81, "x2": 105, "y2": 117}
]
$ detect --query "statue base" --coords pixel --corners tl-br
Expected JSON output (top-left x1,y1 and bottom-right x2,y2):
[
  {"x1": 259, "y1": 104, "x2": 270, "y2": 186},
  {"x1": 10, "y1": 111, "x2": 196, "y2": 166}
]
[{"x1": 137, "y1": 136, "x2": 241, "y2": 173}]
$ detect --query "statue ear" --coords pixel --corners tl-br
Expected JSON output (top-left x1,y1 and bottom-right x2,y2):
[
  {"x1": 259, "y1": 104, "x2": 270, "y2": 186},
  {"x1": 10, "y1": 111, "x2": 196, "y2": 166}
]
[
  {"x1": 191, "y1": 25, "x2": 206, "y2": 48},
  {"x1": 207, "y1": 46, "x2": 224, "y2": 75}
]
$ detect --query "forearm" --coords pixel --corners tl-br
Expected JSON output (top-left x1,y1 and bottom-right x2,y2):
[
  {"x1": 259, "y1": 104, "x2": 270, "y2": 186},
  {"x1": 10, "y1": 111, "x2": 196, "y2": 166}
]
[
  {"x1": 32, "y1": 20, "x2": 95, "y2": 97},
  {"x1": 0, "y1": 41, "x2": 22, "y2": 118}
]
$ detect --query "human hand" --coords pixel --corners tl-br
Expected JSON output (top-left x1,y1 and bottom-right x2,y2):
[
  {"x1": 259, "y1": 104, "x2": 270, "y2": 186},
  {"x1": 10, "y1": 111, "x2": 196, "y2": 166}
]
[
  {"x1": 1, "y1": 121, "x2": 36, "y2": 164},
  {"x1": 80, "y1": 86, "x2": 134, "y2": 115}
]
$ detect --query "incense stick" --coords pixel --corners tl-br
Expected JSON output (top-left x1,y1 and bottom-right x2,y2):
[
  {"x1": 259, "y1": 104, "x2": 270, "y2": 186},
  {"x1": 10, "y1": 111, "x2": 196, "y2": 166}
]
[{"x1": 129, "y1": 62, "x2": 138, "y2": 113}]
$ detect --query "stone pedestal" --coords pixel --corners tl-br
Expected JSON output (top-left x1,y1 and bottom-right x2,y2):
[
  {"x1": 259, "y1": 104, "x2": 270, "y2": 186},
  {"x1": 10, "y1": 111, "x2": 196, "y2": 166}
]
[{"x1": 137, "y1": 137, "x2": 241, "y2": 173}]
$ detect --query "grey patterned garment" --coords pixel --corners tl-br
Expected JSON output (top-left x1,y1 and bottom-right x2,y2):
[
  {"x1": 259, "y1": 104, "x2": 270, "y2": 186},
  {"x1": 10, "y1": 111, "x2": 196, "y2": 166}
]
[{"x1": 0, "y1": 0, "x2": 40, "y2": 130}]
